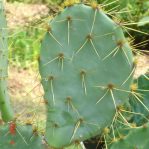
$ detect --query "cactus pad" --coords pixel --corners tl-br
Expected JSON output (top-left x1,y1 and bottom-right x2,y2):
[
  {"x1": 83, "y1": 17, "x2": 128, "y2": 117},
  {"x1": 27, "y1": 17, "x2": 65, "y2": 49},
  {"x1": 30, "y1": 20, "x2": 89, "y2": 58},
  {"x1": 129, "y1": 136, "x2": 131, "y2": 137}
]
[
  {"x1": 0, "y1": 1, "x2": 14, "y2": 121},
  {"x1": 110, "y1": 122, "x2": 149, "y2": 149},
  {"x1": 39, "y1": 4, "x2": 134, "y2": 148},
  {"x1": 129, "y1": 73, "x2": 149, "y2": 125},
  {"x1": 0, "y1": 122, "x2": 44, "y2": 149}
]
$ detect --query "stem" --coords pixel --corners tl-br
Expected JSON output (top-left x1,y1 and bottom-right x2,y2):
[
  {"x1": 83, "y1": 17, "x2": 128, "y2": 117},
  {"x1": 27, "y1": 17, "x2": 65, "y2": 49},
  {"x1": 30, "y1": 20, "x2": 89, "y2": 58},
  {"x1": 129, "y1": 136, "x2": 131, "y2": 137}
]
[
  {"x1": 0, "y1": 1, "x2": 14, "y2": 122},
  {"x1": 0, "y1": 80, "x2": 14, "y2": 122}
]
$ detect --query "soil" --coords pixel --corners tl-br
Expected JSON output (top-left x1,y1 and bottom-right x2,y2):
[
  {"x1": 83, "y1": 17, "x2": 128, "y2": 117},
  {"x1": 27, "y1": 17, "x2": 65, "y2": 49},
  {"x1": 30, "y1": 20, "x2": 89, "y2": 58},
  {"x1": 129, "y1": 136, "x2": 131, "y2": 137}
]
[
  {"x1": 8, "y1": 66, "x2": 46, "y2": 126},
  {"x1": 5, "y1": 2, "x2": 49, "y2": 28}
]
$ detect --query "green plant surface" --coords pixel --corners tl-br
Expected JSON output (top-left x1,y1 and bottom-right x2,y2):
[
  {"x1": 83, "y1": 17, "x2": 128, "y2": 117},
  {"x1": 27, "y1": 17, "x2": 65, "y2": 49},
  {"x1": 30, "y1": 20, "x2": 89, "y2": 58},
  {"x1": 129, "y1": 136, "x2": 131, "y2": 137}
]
[
  {"x1": 102, "y1": 73, "x2": 149, "y2": 149},
  {"x1": 129, "y1": 73, "x2": 149, "y2": 125},
  {"x1": 39, "y1": 3, "x2": 134, "y2": 148},
  {"x1": 110, "y1": 122, "x2": 149, "y2": 149},
  {"x1": 0, "y1": 122, "x2": 45, "y2": 149},
  {"x1": 0, "y1": 0, "x2": 14, "y2": 122}
]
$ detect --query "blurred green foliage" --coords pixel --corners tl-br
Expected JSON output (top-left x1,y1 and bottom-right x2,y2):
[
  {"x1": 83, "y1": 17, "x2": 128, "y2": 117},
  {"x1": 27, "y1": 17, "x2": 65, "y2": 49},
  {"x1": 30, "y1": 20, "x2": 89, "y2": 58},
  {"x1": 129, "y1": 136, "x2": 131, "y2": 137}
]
[{"x1": 9, "y1": 27, "x2": 44, "y2": 68}]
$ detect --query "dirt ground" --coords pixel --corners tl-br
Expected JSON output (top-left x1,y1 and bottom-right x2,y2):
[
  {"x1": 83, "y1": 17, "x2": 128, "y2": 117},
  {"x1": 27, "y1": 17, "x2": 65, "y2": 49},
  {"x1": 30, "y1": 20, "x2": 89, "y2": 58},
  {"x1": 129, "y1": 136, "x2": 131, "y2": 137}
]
[
  {"x1": 6, "y1": 2, "x2": 49, "y2": 28},
  {"x1": 8, "y1": 66, "x2": 46, "y2": 128},
  {"x1": 135, "y1": 55, "x2": 149, "y2": 78}
]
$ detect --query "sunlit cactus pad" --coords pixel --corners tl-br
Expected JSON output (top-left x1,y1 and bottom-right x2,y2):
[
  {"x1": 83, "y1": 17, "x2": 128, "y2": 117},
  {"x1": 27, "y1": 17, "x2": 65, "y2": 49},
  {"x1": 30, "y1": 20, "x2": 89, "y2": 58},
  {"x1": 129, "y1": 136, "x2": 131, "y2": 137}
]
[
  {"x1": 0, "y1": 123, "x2": 44, "y2": 149},
  {"x1": 39, "y1": 3, "x2": 134, "y2": 148},
  {"x1": 110, "y1": 123, "x2": 149, "y2": 149}
]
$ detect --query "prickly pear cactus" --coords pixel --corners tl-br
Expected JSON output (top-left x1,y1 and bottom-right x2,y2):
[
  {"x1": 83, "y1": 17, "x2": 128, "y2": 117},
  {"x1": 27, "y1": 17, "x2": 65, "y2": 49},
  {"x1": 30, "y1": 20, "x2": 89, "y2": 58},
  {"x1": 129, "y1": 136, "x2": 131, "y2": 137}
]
[
  {"x1": 110, "y1": 122, "x2": 149, "y2": 149},
  {"x1": 39, "y1": 3, "x2": 134, "y2": 148},
  {"x1": 0, "y1": 1, "x2": 14, "y2": 121},
  {"x1": 129, "y1": 73, "x2": 149, "y2": 125},
  {"x1": 0, "y1": 122, "x2": 44, "y2": 149}
]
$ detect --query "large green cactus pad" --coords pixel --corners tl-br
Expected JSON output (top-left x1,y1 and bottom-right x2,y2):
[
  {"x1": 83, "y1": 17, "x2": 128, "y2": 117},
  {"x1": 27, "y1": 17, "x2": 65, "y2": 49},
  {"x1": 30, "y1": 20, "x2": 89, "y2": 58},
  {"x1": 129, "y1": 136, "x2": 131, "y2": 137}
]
[
  {"x1": 0, "y1": 1, "x2": 14, "y2": 121},
  {"x1": 39, "y1": 3, "x2": 134, "y2": 148},
  {"x1": 110, "y1": 122, "x2": 149, "y2": 149},
  {"x1": 0, "y1": 123, "x2": 44, "y2": 149}
]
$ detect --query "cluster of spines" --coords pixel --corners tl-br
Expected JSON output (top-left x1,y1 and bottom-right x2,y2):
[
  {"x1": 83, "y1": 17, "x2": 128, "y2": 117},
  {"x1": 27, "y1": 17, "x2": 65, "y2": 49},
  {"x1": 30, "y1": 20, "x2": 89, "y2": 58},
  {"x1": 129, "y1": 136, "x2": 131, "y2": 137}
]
[{"x1": 102, "y1": 73, "x2": 149, "y2": 148}]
